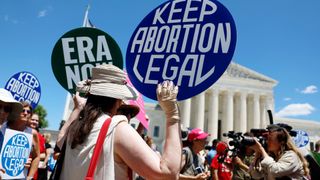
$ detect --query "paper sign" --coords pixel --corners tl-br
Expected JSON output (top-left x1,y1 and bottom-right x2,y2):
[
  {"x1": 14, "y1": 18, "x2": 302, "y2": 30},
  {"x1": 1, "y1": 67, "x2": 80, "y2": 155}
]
[{"x1": 0, "y1": 129, "x2": 33, "y2": 179}]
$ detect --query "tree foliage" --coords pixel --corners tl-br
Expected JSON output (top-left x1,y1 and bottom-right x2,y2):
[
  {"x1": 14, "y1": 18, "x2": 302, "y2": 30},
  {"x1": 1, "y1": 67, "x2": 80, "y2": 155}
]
[{"x1": 34, "y1": 104, "x2": 49, "y2": 128}]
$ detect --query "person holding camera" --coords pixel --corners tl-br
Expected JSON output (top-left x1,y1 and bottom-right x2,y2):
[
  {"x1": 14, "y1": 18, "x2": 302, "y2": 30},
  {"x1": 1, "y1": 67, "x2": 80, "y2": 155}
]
[
  {"x1": 249, "y1": 124, "x2": 310, "y2": 180},
  {"x1": 232, "y1": 132, "x2": 255, "y2": 180}
]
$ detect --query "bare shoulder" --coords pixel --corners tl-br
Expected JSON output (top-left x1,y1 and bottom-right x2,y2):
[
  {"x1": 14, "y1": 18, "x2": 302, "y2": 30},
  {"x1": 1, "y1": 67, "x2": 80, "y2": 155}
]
[
  {"x1": 114, "y1": 120, "x2": 137, "y2": 138},
  {"x1": 31, "y1": 129, "x2": 38, "y2": 135},
  {"x1": 114, "y1": 121, "x2": 146, "y2": 148},
  {"x1": 31, "y1": 129, "x2": 39, "y2": 139}
]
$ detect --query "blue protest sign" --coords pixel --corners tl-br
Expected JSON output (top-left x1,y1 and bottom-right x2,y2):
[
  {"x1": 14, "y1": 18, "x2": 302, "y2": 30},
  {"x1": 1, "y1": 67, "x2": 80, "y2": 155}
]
[
  {"x1": 0, "y1": 129, "x2": 33, "y2": 179},
  {"x1": 4, "y1": 71, "x2": 41, "y2": 109},
  {"x1": 126, "y1": 0, "x2": 237, "y2": 100},
  {"x1": 293, "y1": 130, "x2": 309, "y2": 148}
]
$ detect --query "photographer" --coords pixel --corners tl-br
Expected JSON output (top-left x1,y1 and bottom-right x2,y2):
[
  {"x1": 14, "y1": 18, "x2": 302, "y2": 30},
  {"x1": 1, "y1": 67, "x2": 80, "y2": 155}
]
[
  {"x1": 249, "y1": 124, "x2": 310, "y2": 180},
  {"x1": 232, "y1": 132, "x2": 255, "y2": 180}
]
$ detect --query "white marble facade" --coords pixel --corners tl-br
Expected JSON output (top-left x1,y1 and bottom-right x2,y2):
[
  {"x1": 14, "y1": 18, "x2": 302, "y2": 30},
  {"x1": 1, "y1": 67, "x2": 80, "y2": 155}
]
[{"x1": 177, "y1": 62, "x2": 277, "y2": 141}]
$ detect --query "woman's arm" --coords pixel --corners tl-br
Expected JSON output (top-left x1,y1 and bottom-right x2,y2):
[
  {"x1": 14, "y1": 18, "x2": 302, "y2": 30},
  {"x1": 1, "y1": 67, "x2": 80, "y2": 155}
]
[
  {"x1": 179, "y1": 173, "x2": 208, "y2": 180},
  {"x1": 27, "y1": 129, "x2": 40, "y2": 178},
  {"x1": 248, "y1": 159, "x2": 265, "y2": 179},
  {"x1": 260, "y1": 150, "x2": 301, "y2": 177},
  {"x1": 250, "y1": 139, "x2": 299, "y2": 177},
  {"x1": 42, "y1": 147, "x2": 52, "y2": 167},
  {"x1": 248, "y1": 144, "x2": 265, "y2": 179},
  {"x1": 56, "y1": 92, "x2": 86, "y2": 149},
  {"x1": 212, "y1": 169, "x2": 218, "y2": 180},
  {"x1": 115, "y1": 81, "x2": 182, "y2": 180},
  {"x1": 234, "y1": 156, "x2": 249, "y2": 172}
]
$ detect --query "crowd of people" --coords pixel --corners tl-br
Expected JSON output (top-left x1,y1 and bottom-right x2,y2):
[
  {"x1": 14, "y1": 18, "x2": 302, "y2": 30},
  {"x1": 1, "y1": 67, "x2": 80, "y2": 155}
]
[
  {"x1": 0, "y1": 64, "x2": 319, "y2": 179},
  {"x1": 0, "y1": 89, "x2": 53, "y2": 180},
  {"x1": 178, "y1": 124, "x2": 320, "y2": 180}
]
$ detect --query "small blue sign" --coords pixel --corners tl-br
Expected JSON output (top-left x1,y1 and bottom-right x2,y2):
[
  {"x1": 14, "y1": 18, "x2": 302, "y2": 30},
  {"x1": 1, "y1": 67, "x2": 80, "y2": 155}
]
[
  {"x1": 293, "y1": 130, "x2": 309, "y2": 148},
  {"x1": 5, "y1": 71, "x2": 41, "y2": 109},
  {"x1": 1, "y1": 134, "x2": 30, "y2": 177},
  {"x1": 126, "y1": 0, "x2": 237, "y2": 100}
]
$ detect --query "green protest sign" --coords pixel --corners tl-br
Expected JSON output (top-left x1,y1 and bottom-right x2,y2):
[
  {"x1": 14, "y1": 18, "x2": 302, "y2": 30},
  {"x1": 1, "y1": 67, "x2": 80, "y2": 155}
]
[{"x1": 51, "y1": 27, "x2": 123, "y2": 94}]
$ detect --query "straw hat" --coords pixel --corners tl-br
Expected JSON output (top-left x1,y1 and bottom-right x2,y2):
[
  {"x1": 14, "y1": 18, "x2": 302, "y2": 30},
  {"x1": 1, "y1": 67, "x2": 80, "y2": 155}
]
[
  {"x1": 0, "y1": 88, "x2": 23, "y2": 122},
  {"x1": 76, "y1": 64, "x2": 138, "y2": 100}
]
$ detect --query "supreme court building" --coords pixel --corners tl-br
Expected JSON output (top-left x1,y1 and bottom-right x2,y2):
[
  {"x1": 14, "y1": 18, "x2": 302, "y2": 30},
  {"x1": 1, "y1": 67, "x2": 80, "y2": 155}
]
[{"x1": 178, "y1": 62, "x2": 277, "y2": 140}]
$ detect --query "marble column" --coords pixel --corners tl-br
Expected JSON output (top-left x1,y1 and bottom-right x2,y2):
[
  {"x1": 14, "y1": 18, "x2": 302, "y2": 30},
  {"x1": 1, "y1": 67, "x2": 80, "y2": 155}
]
[
  {"x1": 239, "y1": 92, "x2": 247, "y2": 132},
  {"x1": 233, "y1": 93, "x2": 241, "y2": 132},
  {"x1": 191, "y1": 92, "x2": 205, "y2": 129},
  {"x1": 207, "y1": 89, "x2": 219, "y2": 139},
  {"x1": 247, "y1": 96, "x2": 253, "y2": 130},
  {"x1": 222, "y1": 91, "x2": 234, "y2": 139},
  {"x1": 179, "y1": 98, "x2": 191, "y2": 128},
  {"x1": 260, "y1": 97, "x2": 267, "y2": 128},
  {"x1": 252, "y1": 94, "x2": 260, "y2": 128}
]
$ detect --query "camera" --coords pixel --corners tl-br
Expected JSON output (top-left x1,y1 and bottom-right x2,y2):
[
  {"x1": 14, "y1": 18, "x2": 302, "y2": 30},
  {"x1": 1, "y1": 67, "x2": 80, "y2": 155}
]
[
  {"x1": 195, "y1": 166, "x2": 204, "y2": 174},
  {"x1": 250, "y1": 128, "x2": 269, "y2": 148},
  {"x1": 223, "y1": 129, "x2": 268, "y2": 157},
  {"x1": 223, "y1": 131, "x2": 251, "y2": 157}
]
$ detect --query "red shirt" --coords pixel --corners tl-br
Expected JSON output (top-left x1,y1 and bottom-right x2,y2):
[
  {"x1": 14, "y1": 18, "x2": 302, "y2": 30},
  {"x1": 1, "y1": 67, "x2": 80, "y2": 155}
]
[
  {"x1": 33, "y1": 132, "x2": 46, "y2": 179},
  {"x1": 211, "y1": 154, "x2": 232, "y2": 180},
  {"x1": 38, "y1": 132, "x2": 46, "y2": 153}
]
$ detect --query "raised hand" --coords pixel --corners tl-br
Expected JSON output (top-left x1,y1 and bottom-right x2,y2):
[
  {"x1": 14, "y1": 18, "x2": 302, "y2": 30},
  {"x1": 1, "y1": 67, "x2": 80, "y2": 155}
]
[
  {"x1": 156, "y1": 81, "x2": 179, "y2": 123},
  {"x1": 73, "y1": 92, "x2": 87, "y2": 110}
]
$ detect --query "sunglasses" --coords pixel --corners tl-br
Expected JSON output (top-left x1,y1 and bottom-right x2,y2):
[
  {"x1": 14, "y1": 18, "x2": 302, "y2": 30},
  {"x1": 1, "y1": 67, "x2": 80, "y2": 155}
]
[
  {"x1": 22, "y1": 109, "x2": 31, "y2": 114},
  {"x1": 0, "y1": 105, "x2": 11, "y2": 113}
]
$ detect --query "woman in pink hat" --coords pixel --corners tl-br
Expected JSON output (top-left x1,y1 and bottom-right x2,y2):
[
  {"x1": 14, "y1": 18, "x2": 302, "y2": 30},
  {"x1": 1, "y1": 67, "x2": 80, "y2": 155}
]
[{"x1": 180, "y1": 128, "x2": 210, "y2": 179}]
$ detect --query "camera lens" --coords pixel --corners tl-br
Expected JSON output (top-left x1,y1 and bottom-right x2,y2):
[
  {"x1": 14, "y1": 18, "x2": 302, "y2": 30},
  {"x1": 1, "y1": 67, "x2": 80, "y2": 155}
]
[{"x1": 242, "y1": 137, "x2": 256, "y2": 146}]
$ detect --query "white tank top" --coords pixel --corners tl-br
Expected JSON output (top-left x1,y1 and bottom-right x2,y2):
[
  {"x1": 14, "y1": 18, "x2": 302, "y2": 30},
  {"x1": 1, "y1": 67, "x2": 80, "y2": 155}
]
[{"x1": 60, "y1": 114, "x2": 130, "y2": 180}]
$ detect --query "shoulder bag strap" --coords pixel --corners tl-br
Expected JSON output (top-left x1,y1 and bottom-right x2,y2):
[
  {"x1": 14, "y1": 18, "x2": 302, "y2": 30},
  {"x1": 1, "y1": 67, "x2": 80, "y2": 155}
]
[{"x1": 86, "y1": 118, "x2": 112, "y2": 180}]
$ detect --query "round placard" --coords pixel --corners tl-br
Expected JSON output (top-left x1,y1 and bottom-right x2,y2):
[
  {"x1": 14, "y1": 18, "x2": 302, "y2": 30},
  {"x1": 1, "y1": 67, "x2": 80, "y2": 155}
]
[
  {"x1": 126, "y1": 0, "x2": 236, "y2": 100},
  {"x1": 5, "y1": 71, "x2": 41, "y2": 109},
  {"x1": 52, "y1": 27, "x2": 123, "y2": 94}
]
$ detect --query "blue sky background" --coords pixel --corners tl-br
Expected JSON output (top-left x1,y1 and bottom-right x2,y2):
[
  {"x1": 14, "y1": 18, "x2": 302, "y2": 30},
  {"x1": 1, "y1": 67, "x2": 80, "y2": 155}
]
[{"x1": 0, "y1": 0, "x2": 319, "y2": 130}]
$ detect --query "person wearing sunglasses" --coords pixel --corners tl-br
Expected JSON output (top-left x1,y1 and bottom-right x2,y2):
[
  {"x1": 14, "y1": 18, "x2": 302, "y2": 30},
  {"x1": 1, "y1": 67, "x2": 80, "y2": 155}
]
[
  {"x1": 1, "y1": 101, "x2": 40, "y2": 180},
  {"x1": 249, "y1": 124, "x2": 310, "y2": 180},
  {"x1": 0, "y1": 88, "x2": 23, "y2": 126}
]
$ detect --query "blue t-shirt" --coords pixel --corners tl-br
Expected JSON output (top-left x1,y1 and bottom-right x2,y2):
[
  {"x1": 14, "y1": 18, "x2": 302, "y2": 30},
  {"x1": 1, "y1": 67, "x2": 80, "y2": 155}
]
[{"x1": 206, "y1": 149, "x2": 217, "y2": 165}]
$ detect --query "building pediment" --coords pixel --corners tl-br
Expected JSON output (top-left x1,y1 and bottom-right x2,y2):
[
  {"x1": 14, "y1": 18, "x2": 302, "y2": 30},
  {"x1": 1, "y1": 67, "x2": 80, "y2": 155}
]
[{"x1": 223, "y1": 62, "x2": 278, "y2": 85}]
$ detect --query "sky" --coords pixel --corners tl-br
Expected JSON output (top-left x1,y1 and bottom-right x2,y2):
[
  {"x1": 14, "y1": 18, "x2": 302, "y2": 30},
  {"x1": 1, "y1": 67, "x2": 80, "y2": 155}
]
[{"x1": 0, "y1": 0, "x2": 319, "y2": 130}]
